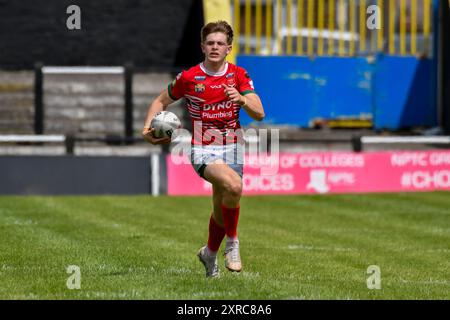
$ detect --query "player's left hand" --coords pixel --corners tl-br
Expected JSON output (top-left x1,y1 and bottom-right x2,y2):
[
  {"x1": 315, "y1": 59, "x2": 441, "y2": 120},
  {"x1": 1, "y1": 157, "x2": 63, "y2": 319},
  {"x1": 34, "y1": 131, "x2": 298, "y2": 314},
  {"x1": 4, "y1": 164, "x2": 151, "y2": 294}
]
[
  {"x1": 223, "y1": 84, "x2": 245, "y2": 106},
  {"x1": 142, "y1": 127, "x2": 171, "y2": 145}
]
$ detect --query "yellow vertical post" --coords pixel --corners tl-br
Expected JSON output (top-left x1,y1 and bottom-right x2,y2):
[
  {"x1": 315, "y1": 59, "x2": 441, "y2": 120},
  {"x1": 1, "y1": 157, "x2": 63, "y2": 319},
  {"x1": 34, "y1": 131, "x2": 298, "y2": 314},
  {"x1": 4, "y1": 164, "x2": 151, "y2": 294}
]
[
  {"x1": 318, "y1": 0, "x2": 325, "y2": 56},
  {"x1": 233, "y1": 0, "x2": 240, "y2": 56},
  {"x1": 245, "y1": 0, "x2": 251, "y2": 54},
  {"x1": 297, "y1": 0, "x2": 304, "y2": 55},
  {"x1": 307, "y1": 0, "x2": 314, "y2": 56},
  {"x1": 424, "y1": 0, "x2": 431, "y2": 54},
  {"x1": 360, "y1": 0, "x2": 366, "y2": 53},
  {"x1": 287, "y1": 0, "x2": 293, "y2": 55},
  {"x1": 389, "y1": 0, "x2": 395, "y2": 54},
  {"x1": 266, "y1": 0, "x2": 272, "y2": 54},
  {"x1": 276, "y1": 0, "x2": 282, "y2": 55},
  {"x1": 328, "y1": 0, "x2": 335, "y2": 55},
  {"x1": 349, "y1": 0, "x2": 355, "y2": 56},
  {"x1": 377, "y1": 0, "x2": 384, "y2": 51},
  {"x1": 256, "y1": 0, "x2": 262, "y2": 54},
  {"x1": 411, "y1": 0, "x2": 417, "y2": 55},
  {"x1": 400, "y1": 0, "x2": 406, "y2": 55},
  {"x1": 339, "y1": 0, "x2": 345, "y2": 56}
]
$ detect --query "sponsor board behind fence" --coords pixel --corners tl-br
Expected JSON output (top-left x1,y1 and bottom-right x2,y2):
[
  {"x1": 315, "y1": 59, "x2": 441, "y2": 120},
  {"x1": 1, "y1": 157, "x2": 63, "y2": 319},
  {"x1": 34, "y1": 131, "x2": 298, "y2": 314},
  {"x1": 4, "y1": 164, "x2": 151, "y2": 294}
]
[{"x1": 167, "y1": 150, "x2": 450, "y2": 195}]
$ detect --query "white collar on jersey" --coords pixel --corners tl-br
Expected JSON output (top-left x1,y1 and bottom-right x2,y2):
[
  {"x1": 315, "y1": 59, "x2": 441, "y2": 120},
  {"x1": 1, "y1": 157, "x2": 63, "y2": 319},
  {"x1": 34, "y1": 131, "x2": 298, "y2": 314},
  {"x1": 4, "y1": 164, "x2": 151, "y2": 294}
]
[{"x1": 200, "y1": 62, "x2": 229, "y2": 77}]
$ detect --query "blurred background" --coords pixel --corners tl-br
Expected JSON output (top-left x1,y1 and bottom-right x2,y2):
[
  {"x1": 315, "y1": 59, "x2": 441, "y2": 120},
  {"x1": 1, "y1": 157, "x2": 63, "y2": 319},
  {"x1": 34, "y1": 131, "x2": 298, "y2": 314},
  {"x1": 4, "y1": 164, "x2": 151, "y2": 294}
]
[{"x1": 0, "y1": 0, "x2": 449, "y2": 195}]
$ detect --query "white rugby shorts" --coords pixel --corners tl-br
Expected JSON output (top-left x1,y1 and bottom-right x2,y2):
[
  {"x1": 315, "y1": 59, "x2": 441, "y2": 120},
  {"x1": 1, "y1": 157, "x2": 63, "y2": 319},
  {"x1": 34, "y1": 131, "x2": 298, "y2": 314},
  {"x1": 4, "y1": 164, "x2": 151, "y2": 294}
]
[{"x1": 190, "y1": 143, "x2": 244, "y2": 179}]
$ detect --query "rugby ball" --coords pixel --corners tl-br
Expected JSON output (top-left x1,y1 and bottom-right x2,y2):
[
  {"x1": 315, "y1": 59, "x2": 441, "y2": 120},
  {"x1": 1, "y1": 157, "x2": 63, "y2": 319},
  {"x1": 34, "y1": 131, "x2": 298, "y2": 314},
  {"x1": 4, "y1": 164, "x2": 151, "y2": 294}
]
[{"x1": 151, "y1": 111, "x2": 181, "y2": 139}]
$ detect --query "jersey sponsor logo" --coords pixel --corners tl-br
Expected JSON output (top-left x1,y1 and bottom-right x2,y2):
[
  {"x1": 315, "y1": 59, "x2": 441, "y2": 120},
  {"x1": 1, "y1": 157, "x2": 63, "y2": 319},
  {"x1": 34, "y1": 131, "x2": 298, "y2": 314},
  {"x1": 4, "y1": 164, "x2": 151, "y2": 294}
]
[
  {"x1": 210, "y1": 85, "x2": 222, "y2": 89},
  {"x1": 195, "y1": 76, "x2": 206, "y2": 81},
  {"x1": 203, "y1": 100, "x2": 234, "y2": 111},
  {"x1": 195, "y1": 83, "x2": 205, "y2": 93},
  {"x1": 202, "y1": 110, "x2": 233, "y2": 120}
]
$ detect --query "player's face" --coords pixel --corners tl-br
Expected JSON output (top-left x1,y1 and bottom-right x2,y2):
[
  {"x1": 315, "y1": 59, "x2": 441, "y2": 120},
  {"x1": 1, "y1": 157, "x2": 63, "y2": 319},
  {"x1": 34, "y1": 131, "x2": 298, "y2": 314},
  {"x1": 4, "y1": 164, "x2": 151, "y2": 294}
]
[{"x1": 201, "y1": 32, "x2": 231, "y2": 64}]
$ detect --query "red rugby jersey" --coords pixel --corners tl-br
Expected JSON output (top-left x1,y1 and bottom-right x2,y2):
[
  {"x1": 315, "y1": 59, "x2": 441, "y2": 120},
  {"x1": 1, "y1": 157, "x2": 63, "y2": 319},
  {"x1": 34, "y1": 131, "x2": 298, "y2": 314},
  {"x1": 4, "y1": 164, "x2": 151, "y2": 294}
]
[{"x1": 168, "y1": 62, "x2": 255, "y2": 145}]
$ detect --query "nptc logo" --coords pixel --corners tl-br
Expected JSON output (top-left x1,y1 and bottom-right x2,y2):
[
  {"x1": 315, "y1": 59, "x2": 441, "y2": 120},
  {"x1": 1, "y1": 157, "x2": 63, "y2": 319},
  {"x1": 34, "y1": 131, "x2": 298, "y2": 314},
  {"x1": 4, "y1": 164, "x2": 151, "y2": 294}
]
[{"x1": 306, "y1": 170, "x2": 330, "y2": 194}]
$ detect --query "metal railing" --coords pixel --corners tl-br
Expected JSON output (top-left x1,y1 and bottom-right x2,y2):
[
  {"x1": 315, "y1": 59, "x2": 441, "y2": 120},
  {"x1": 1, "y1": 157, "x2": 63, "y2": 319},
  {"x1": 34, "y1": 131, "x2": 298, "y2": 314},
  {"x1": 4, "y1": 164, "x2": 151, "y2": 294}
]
[
  {"x1": 232, "y1": 0, "x2": 437, "y2": 57},
  {"x1": 352, "y1": 135, "x2": 450, "y2": 151},
  {"x1": 0, "y1": 134, "x2": 143, "y2": 155}
]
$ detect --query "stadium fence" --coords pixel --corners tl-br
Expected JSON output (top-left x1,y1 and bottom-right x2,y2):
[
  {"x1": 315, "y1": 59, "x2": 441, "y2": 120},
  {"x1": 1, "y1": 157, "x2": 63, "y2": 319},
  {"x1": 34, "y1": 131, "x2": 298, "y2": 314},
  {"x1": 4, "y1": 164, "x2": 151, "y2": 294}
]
[{"x1": 232, "y1": 0, "x2": 436, "y2": 57}]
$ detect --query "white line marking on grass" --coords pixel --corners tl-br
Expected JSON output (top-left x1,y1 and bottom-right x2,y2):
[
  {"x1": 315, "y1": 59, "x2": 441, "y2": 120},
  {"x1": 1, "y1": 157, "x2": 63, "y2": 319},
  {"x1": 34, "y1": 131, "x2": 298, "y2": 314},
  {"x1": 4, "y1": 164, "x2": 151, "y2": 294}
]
[
  {"x1": 287, "y1": 244, "x2": 356, "y2": 252},
  {"x1": 398, "y1": 278, "x2": 450, "y2": 286},
  {"x1": 287, "y1": 245, "x2": 450, "y2": 254},
  {"x1": 2, "y1": 217, "x2": 38, "y2": 226},
  {"x1": 285, "y1": 296, "x2": 307, "y2": 300},
  {"x1": 426, "y1": 248, "x2": 450, "y2": 253},
  {"x1": 1, "y1": 264, "x2": 156, "y2": 274},
  {"x1": 19, "y1": 290, "x2": 143, "y2": 299},
  {"x1": 14, "y1": 219, "x2": 37, "y2": 225},
  {"x1": 192, "y1": 291, "x2": 235, "y2": 298},
  {"x1": 288, "y1": 244, "x2": 314, "y2": 250},
  {"x1": 1, "y1": 264, "x2": 14, "y2": 271},
  {"x1": 159, "y1": 240, "x2": 178, "y2": 247}
]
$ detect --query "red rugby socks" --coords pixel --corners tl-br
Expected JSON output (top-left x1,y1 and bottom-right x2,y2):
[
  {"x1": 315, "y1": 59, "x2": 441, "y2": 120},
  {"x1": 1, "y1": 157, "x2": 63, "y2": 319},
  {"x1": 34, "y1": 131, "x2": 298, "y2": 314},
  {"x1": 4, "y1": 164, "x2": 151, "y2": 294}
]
[
  {"x1": 221, "y1": 204, "x2": 240, "y2": 239},
  {"x1": 207, "y1": 215, "x2": 226, "y2": 253}
]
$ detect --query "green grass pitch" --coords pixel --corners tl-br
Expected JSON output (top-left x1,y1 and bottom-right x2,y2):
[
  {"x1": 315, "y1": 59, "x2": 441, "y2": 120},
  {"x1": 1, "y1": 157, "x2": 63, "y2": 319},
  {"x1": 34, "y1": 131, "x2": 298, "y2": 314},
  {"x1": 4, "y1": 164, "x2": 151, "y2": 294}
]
[{"x1": 0, "y1": 192, "x2": 449, "y2": 299}]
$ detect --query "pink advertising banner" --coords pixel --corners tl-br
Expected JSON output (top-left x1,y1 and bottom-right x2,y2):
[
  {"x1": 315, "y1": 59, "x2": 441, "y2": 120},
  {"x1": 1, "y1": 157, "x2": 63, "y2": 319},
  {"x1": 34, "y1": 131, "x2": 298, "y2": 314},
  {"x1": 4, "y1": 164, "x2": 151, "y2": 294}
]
[{"x1": 167, "y1": 150, "x2": 450, "y2": 195}]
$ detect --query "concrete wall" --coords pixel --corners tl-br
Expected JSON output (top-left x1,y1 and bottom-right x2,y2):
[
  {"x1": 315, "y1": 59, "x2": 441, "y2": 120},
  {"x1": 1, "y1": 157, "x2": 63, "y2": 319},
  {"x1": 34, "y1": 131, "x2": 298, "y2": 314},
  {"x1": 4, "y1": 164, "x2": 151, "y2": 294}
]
[
  {"x1": 0, "y1": 71, "x2": 183, "y2": 137},
  {"x1": 0, "y1": 0, "x2": 203, "y2": 70}
]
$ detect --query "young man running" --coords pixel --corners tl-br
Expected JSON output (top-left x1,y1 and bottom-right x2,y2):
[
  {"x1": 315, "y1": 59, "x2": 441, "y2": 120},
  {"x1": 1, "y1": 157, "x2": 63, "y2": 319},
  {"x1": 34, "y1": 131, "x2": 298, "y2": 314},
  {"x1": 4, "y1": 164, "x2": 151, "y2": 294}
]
[{"x1": 142, "y1": 21, "x2": 265, "y2": 277}]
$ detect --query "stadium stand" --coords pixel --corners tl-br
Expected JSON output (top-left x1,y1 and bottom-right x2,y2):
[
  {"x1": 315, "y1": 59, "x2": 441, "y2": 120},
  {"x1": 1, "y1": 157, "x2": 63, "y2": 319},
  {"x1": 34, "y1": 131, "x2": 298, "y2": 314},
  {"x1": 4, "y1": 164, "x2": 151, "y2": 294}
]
[{"x1": 0, "y1": 0, "x2": 449, "y2": 192}]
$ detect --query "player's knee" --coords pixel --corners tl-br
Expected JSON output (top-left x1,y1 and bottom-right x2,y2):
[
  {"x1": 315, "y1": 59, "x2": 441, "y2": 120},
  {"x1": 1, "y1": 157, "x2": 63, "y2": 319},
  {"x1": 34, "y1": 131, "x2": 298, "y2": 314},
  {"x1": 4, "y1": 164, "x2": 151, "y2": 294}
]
[{"x1": 224, "y1": 177, "x2": 242, "y2": 198}]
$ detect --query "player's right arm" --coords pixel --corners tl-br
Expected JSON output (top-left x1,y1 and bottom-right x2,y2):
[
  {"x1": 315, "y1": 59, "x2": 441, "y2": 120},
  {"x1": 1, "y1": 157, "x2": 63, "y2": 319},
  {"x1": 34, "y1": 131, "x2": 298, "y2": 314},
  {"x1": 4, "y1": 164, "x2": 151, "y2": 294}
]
[{"x1": 142, "y1": 89, "x2": 174, "y2": 145}]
